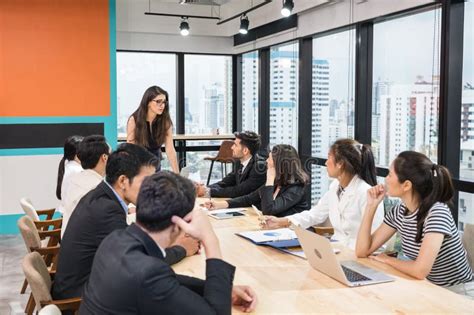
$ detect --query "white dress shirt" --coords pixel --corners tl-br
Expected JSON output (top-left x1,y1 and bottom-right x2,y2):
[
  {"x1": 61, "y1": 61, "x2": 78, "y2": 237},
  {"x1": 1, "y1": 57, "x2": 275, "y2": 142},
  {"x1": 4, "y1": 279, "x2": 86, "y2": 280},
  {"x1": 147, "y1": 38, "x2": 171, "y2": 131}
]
[
  {"x1": 61, "y1": 169, "x2": 103, "y2": 237},
  {"x1": 240, "y1": 156, "x2": 252, "y2": 173},
  {"x1": 288, "y1": 175, "x2": 384, "y2": 250},
  {"x1": 57, "y1": 159, "x2": 83, "y2": 214}
]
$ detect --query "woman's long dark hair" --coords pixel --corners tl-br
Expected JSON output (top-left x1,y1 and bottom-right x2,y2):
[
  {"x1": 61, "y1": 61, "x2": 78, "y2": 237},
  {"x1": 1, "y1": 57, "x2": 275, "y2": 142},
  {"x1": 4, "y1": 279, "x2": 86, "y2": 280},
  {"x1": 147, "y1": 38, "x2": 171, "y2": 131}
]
[
  {"x1": 330, "y1": 138, "x2": 377, "y2": 186},
  {"x1": 129, "y1": 86, "x2": 172, "y2": 148},
  {"x1": 271, "y1": 144, "x2": 309, "y2": 187},
  {"x1": 56, "y1": 135, "x2": 83, "y2": 200},
  {"x1": 393, "y1": 151, "x2": 454, "y2": 243}
]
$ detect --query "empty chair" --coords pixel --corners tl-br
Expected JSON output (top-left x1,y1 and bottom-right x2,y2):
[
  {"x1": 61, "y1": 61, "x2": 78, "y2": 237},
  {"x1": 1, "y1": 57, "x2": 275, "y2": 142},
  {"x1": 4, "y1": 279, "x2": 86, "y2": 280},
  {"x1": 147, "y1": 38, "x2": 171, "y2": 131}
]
[
  {"x1": 204, "y1": 140, "x2": 235, "y2": 185},
  {"x1": 462, "y1": 223, "x2": 474, "y2": 269},
  {"x1": 22, "y1": 252, "x2": 81, "y2": 314},
  {"x1": 20, "y1": 198, "x2": 62, "y2": 233},
  {"x1": 18, "y1": 216, "x2": 61, "y2": 313}
]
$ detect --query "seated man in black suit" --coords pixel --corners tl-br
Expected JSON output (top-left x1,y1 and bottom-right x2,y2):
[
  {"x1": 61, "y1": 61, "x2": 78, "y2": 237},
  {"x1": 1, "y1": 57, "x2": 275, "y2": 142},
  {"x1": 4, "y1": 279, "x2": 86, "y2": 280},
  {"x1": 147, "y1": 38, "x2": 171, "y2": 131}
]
[
  {"x1": 80, "y1": 171, "x2": 258, "y2": 314},
  {"x1": 52, "y1": 143, "x2": 199, "y2": 301},
  {"x1": 196, "y1": 131, "x2": 266, "y2": 198}
]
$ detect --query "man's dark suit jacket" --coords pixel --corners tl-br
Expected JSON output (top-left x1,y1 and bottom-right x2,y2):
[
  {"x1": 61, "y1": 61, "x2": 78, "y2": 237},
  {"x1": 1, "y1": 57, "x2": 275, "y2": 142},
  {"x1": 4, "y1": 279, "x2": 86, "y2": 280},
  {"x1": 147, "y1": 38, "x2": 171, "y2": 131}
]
[
  {"x1": 209, "y1": 155, "x2": 266, "y2": 198},
  {"x1": 79, "y1": 224, "x2": 235, "y2": 315},
  {"x1": 227, "y1": 183, "x2": 310, "y2": 217},
  {"x1": 52, "y1": 181, "x2": 186, "y2": 300}
]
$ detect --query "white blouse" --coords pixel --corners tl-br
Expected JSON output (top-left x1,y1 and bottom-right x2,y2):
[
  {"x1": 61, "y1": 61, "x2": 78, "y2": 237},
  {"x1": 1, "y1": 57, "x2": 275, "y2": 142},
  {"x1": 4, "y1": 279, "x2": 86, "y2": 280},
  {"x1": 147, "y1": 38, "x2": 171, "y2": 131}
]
[
  {"x1": 57, "y1": 159, "x2": 83, "y2": 214},
  {"x1": 288, "y1": 175, "x2": 384, "y2": 249}
]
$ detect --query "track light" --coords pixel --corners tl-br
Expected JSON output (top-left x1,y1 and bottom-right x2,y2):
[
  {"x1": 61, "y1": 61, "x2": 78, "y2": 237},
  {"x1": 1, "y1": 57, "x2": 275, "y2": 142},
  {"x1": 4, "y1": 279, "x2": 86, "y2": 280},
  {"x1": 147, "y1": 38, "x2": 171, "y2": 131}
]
[
  {"x1": 239, "y1": 14, "x2": 249, "y2": 34},
  {"x1": 179, "y1": 17, "x2": 189, "y2": 36},
  {"x1": 281, "y1": 0, "x2": 294, "y2": 17}
]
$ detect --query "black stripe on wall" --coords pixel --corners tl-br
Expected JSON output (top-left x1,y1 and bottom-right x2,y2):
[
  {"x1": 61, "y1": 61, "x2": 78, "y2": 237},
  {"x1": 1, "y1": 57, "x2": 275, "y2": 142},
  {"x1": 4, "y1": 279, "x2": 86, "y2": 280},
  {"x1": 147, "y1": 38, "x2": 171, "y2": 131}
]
[{"x1": 0, "y1": 123, "x2": 104, "y2": 149}]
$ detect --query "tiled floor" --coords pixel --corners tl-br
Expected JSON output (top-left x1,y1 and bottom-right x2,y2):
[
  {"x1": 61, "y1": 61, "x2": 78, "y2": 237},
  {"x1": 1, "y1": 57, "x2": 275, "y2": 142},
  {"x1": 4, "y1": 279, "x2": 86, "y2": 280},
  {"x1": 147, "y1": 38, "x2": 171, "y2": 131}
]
[{"x1": 0, "y1": 235, "x2": 30, "y2": 314}]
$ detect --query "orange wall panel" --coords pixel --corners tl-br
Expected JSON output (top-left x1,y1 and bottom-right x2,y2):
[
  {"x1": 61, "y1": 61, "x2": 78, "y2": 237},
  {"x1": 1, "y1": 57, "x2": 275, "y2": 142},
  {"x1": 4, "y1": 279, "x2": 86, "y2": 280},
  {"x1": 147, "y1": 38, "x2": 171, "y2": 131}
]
[{"x1": 0, "y1": 0, "x2": 110, "y2": 117}]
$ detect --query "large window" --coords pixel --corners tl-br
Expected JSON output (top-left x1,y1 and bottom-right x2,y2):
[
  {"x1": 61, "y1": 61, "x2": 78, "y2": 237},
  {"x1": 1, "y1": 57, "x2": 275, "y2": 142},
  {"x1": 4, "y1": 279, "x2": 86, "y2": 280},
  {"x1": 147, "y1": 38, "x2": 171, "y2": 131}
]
[
  {"x1": 185, "y1": 55, "x2": 233, "y2": 135},
  {"x1": 460, "y1": 0, "x2": 474, "y2": 181},
  {"x1": 242, "y1": 51, "x2": 259, "y2": 132},
  {"x1": 269, "y1": 42, "x2": 299, "y2": 148},
  {"x1": 371, "y1": 9, "x2": 441, "y2": 167},
  {"x1": 458, "y1": 192, "x2": 474, "y2": 232},
  {"x1": 117, "y1": 52, "x2": 177, "y2": 136},
  {"x1": 311, "y1": 29, "x2": 356, "y2": 202}
]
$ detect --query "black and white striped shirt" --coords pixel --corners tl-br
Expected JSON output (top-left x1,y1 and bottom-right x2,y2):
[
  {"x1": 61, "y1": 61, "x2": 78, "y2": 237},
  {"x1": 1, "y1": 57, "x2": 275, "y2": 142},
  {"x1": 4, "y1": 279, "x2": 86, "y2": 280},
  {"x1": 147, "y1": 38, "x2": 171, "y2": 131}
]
[{"x1": 384, "y1": 202, "x2": 473, "y2": 287}]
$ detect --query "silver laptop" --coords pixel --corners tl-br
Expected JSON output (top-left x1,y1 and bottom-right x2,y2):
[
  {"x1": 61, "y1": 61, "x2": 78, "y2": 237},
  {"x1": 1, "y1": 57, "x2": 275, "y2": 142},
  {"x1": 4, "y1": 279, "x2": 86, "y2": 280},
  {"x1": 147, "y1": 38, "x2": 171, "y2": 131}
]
[{"x1": 295, "y1": 226, "x2": 394, "y2": 287}]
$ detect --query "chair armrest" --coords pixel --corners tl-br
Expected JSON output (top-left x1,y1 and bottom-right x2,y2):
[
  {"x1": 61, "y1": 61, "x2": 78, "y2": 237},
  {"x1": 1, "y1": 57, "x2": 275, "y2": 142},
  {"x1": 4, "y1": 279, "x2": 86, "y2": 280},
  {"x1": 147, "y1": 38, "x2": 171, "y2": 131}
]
[
  {"x1": 41, "y1": 297, "x2": 82, "y2": 311},
  {"x1": 36, "y1": 208, "x2": 56, "y2": 220},
  {"x1": 34, "y1": 218, "x2": 62, "y2": 229},
  {"x1": 32, "y1": 246, "x2": 60, "y2": 256},
  {"x1": 203, "y1": 156, "x2": 217, "y2": 161}
]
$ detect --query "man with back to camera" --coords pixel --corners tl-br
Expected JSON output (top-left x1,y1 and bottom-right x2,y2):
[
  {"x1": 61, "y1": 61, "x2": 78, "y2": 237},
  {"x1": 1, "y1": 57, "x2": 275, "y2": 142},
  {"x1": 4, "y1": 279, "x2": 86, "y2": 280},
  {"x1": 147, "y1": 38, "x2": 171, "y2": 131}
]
[
  {"x1": 52, "y1": 143, "x2": 199, "y2": 301},
  {"x1": 61, "y1": 135, "x2": 110, "y2": 237},
  {"x1": 80, "y1": 171, "x2": 258, "y2": 314},
  {"x1": 196, "y1": 131, "x2": 267, "y2": 198}
]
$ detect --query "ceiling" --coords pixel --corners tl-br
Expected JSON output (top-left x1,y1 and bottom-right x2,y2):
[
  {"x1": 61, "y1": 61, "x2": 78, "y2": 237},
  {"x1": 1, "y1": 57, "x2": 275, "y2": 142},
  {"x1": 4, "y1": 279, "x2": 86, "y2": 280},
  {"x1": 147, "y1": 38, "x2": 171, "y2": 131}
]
[{"x1": 117, "y1": 0, "x2": 328, "y2": 37}]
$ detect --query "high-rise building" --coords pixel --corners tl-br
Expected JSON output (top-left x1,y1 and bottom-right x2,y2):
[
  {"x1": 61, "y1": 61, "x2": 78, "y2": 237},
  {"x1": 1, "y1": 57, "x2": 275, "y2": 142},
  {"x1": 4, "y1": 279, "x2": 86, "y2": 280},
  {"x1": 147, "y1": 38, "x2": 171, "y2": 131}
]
[{"x1": 376, "y1": 76, "x2": 439, "y2": 166}]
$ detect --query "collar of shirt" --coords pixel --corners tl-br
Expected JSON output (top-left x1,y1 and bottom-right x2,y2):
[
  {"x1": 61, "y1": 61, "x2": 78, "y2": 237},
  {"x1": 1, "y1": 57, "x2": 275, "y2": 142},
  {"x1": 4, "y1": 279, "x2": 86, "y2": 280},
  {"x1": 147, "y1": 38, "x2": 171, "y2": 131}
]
[
  {"x1": 339, "y1": 175, "x2": 360, "y2": 196},
  {"x1": 240, "y1": 156, "x2": 252, "y2": 173},
  {"x1": 128, "y1": 224, "x2": 166, "y2": 258},
  {"x1": 104, "y1": 180, "x2": 129, "y2": 214},
  {"x1": 83, "y1": 169, "x2": 104, "y2": 181}
]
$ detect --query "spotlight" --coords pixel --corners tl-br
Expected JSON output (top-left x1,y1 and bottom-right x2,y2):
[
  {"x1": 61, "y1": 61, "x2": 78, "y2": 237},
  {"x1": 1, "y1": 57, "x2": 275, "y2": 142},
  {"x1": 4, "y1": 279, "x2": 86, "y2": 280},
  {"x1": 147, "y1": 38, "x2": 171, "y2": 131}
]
[
  {"x1": 179, "y1": 17, "x2": 189, "y2": 36},
  {"x1": 281, "y1": 0, "x2": 294, "y2": 17},
  {"x1": 239, "y1": 14, "x2": 249, "y2": 34}
]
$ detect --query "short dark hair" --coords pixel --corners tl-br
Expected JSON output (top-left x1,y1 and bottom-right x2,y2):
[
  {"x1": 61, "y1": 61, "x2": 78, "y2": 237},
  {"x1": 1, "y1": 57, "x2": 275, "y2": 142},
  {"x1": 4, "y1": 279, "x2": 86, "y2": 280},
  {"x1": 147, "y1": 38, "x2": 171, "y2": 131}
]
[
  {"x1": 105, "y1": 143, "x2": 158, "y2": 185},
  {"x1": 77, "y1": 135, "x2": 109, "y2": 169},
  {"x1": 234, "y1": 131, "x2": 261, "y2": 156},
  {"x1": 136, "y1": 171, "x2": 196, "y2": 232}
]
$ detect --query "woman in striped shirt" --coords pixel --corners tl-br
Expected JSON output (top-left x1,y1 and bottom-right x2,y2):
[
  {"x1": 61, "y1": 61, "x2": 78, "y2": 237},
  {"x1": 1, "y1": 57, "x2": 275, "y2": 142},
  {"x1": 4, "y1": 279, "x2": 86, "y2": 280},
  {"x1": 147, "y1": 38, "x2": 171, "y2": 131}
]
[{"x1": 356, "y1": 151, "x2": 473, "y2": 297}]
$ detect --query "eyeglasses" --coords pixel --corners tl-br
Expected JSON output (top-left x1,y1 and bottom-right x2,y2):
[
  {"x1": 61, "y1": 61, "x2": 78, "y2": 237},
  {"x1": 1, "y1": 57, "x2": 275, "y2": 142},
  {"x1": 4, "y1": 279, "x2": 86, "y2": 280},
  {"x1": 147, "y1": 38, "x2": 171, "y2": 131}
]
[{"x1": 151, "y1": 99, "x2": 167, "y2": 106}]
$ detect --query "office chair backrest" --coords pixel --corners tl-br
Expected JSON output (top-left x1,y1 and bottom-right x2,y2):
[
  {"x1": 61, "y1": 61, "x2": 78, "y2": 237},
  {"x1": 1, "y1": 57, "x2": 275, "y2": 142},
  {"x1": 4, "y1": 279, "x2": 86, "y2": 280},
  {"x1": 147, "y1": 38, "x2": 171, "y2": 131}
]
[
  {"x1": 20, "y1": 198, "x2": 40, "y2": 221},
  {"x1": 38, "y1": 305, "x2": 61, "y2": 315},
  {"x1": 18, "y1": 216, "x2": 42, "y2": 252},
  {"x1": 22, "y1": 252, "x2": 53, "y2": 311}
]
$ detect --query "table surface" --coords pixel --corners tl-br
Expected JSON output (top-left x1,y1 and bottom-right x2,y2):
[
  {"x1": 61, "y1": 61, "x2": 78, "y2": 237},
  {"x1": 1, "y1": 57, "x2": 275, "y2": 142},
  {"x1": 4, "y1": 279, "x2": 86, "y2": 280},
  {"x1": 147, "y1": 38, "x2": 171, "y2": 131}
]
[{"x1": 172, "y1": 199, "x2": 474, "y2": 314}]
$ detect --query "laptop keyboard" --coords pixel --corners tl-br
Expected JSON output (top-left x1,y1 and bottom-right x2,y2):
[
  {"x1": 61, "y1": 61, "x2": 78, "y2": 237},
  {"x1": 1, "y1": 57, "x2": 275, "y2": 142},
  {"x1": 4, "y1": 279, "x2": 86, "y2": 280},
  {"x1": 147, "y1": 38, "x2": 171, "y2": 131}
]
[{"x1": 341, "y1": 265, "x2": 371, "y2": 282}]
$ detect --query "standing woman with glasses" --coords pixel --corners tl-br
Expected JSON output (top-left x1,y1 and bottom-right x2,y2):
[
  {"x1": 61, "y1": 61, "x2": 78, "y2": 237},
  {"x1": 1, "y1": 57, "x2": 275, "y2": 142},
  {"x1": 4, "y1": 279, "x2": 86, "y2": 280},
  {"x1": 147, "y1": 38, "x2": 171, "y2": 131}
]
[
  {"x1": 127, "y1": 86, "x2": 179, "y2": 173},
  {"x1": 262, "y1": 138, "x2": 384, "y2": 250}
]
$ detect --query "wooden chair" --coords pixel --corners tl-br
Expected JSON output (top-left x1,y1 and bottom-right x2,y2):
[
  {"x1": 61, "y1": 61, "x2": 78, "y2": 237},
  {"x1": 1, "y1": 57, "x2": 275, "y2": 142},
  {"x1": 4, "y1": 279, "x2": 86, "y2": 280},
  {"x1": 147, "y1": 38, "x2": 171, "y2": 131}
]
[
  {"x1": 18, "y1": 215, "x2": 61, "y2": 314},
  {"x1": 312, "y1": 218, "x2": 334, "y2": 237},
  {"x1": 22, "y1": 252, "x2": 81, "y2": 315},
  {"x1": 462, "y1": 223, "x2": 474, "y2": 269},
  {"x1": 204, "y1": 140, "x2": 236, "y2": 185},
  {"x1": 20, "y1": 198, "x2": 62, "y2": 246},
  {"x1": 20, "y1": 198, "x2": 56, "y2": 221}
]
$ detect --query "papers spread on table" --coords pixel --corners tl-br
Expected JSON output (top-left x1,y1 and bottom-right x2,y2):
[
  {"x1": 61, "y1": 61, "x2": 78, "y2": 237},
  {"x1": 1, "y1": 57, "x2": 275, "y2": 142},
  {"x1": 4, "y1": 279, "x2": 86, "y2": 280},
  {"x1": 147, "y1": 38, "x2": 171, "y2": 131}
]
[
  {"x1": 236, "y1": 228, "x2": 340, "y2": 258},
  {"x1": 237, "y1": 228, "x2": 297, "y2": 244}
]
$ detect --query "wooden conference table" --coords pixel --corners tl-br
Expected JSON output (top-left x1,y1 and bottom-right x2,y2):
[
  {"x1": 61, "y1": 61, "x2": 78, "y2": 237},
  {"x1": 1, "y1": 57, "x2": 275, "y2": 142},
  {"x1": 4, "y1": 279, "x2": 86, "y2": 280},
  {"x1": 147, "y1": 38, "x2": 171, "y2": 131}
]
[{"x1": 172, "y1": 199, "x2": 474, "y2": 314}]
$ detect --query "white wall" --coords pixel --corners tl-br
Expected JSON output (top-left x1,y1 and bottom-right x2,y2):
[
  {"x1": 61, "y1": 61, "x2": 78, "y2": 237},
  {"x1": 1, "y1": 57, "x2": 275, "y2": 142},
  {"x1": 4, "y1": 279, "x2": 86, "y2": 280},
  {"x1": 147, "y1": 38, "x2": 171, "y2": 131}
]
[
  {"x1": 0, "y1": 155, "x2": 61, "y2": 215},
  {"x1": 117, "y1": 32, "x2": 234, "y2": 54}
]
